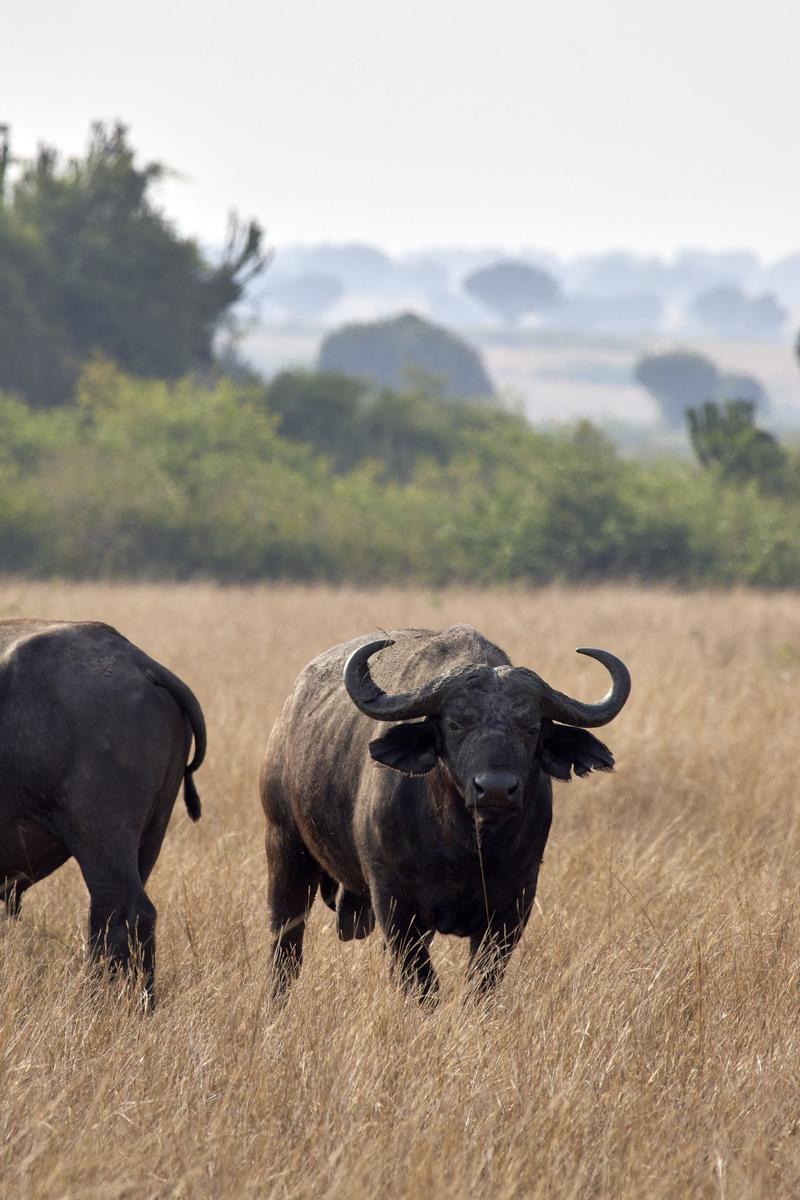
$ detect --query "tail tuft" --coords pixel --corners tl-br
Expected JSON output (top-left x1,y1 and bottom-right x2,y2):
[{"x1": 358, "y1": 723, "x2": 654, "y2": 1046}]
[{"x1": 183, "y1": 770, "x2": 202, "y2": 822}]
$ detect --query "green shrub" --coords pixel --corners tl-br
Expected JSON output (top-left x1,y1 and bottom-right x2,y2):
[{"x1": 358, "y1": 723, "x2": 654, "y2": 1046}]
[{"x1": 2, "y1": 360, "x2": 800, "y2": 588}]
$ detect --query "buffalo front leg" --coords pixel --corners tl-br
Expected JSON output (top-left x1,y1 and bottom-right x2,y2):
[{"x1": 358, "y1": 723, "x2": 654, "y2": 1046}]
[
  {"x1": 265, "y1": 824, "x2": 321, "y2": 1002},
  {"x1": 373, "y1": 889, "x2": 438, "y2": 1003},
  {"x1": 467, "y1": 889, "x2": 536, "y2": 996}
]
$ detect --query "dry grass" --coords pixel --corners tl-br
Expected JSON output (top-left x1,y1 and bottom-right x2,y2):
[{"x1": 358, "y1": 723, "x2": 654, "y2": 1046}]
[{"x1": 2, "y1": 580, "x2": 800, "y2": 1199}]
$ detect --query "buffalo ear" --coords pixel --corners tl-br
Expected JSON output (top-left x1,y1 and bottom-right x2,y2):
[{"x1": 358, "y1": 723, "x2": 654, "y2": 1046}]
[
  {"x1": 369, "y1": 718, "x2": 439, "y2": 776},
  {"x1": 540, "y1": 720, "x2": 615, "y2": 782}
]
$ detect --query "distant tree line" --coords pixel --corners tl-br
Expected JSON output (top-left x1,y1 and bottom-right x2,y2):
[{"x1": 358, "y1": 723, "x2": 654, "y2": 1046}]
[
  {"x1": 1, "y1": 358, "x2": 800, "y2": 586},
  {"x1": 2, "y1": 122, "x2": 800, "y2": 589}
]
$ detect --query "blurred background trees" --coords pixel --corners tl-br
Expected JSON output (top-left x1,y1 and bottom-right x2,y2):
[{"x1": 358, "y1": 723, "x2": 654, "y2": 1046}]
[
  {"x1": 269, "y1": 273, "x2": 343, "y2": 322},
  {"x1": 634, "y1": 351, "x2": 721, "y2": 426},
  {"x1": 690, "y1": 286, "x2": 787, "y2": 339},
  {"x1": 687, "y1": 400, "x2": 788, "y2": 491},
  {"x1": 317, "y1": 312, "x2": 495, "y2": 399},
  {"x1": 2, "y1": 121, "x2": 800, "y2": 588},
  {"x1": 634, "y1": 349, "x2": 769, "y2": 427},
  {"x1": 0, "y1": 123, "x2": 266, "y2": 406},
  {"x1": 463, "y1": 260, "x2": 561, "y2": 325}
]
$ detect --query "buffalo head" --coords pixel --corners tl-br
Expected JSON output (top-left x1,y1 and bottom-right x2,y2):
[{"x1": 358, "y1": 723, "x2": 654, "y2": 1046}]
[{"x1": 343, "y1": 640, "x2": 630, "y2": 822}]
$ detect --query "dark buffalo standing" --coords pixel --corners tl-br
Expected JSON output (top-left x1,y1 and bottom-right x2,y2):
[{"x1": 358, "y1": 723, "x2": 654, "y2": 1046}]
[
  {"x1": 261, "y1": 624, "x2": 630, "y2": 1001},
  {"x1": 0, "y1": 620, "x2": 205, "y2": 1005}
]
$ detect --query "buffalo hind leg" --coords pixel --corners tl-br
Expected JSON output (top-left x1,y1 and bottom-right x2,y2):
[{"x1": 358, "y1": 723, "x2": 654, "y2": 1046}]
[
  {"x1": 266, "y1": 824, "x2": 321, "y2": 1002},
  {"x1": 73, "y1": 845, "x2": 158, "y2": 1008},
  {"x1": 374, "y1": 891, "x2": 438, "y2": 1003}
]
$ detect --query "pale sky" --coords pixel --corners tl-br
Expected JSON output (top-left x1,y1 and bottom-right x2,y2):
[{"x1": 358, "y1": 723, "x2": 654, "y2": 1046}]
[{"x1": 6, "y1": 0, "x2": 800, "y2": 259}]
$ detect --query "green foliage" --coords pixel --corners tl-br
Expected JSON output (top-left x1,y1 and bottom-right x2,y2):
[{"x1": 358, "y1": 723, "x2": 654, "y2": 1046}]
[
  {"x1": 687, "y1": 400, "x2": 788, "y2": 491},
  {"x1": 0, "y1": 123, "x2": 265, "y2": 406},
  {"x1": 264, "y1": 370, "x2": 517, "y2": 479},
  {"x1": 463, "y1": 260, "x2": 561, "y2": 325},
  {"x1": 317, "y1": 312, "x2": 494, "y2": 400},
  {"x1": 2, "y1": 362, "x2": 800, "y2": 587}
]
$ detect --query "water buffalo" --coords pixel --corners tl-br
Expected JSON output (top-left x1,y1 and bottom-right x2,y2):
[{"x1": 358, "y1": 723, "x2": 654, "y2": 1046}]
[
  {"x1": 261, "y1": 624, "x2": 630, "y2": 1002},
  {"x1": 0, "y1": 620, "x2": 205, "y2": 1005}
]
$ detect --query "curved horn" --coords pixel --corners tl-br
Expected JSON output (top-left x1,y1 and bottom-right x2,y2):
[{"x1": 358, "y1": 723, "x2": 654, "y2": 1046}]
[
  {"x1": 518, "y1": 647, "x2": 630, "y2": 727},
  {"x1": 343, "y1": 637, "x2": 456, "y2": 721}
]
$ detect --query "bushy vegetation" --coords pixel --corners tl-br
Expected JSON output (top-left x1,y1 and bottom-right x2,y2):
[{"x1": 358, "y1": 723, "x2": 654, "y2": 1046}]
[
  {"x1": 2, "y1": 359, "x2": 800, "y2": 586},
  {"x1": 0, "y1": 123, "x2": 264, "y2": 407},
  {"x1": 2, "y1": 125, "x2": 798, "y2": 591},
  {"x1": 687, "y1": 399, "x2": 789, "y2": 492}
]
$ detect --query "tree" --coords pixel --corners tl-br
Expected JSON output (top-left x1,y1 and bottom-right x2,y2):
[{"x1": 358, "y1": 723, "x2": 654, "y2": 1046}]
[
  {"x1": 691, "y1": 286, "x2": 787, "y2": 339},
  {"x1": 687, "y1": 400, "x2": 786, "y2": 489},
  {"x1": 270, "y1": 273, "x2": 343, "y2": 322},
  {"x1": 463, "y1": 260, "x2": 561, "y2": 325},
  {"x1": 263, "y1": 369, "x2": 520, "y2": 480},
  {"x1": 317, "y1": 312, "x2": 494, "y2": 400},
  {"x1": 716, "y1": 371, "x2": 766, "y2": 408},
  {"x1": 0, "y1": 122, "x2": 266, "y2": 405},
  {"x1": 634, "y1": 350, "x2": 720, "y2": 426}
]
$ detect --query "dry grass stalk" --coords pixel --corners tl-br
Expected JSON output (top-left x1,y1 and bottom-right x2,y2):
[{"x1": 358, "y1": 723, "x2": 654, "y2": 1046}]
[{"x1": 1, "y1": 581, "x2": 799, "y2": 1198}]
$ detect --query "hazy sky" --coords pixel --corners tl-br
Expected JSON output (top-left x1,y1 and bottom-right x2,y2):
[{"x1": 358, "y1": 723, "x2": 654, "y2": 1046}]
[{"x1": 6, "y1": 0, "x2": 800, "y2": 258}]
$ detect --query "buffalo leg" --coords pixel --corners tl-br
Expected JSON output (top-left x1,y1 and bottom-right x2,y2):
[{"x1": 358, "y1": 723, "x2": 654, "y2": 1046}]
[
  {"x1": 467, "y1": 890, "x2": 535, "y2": 995},
  {"x1": 2, "y1": 876, "x2": 31, "y2": 919},
  {"x1": 336, "y1": 889, "x2": 375, "y2": 942},
  {"x1": 373, "y1": 891, "x2": 438, "y2": 1002},
  {"x1": 72, "y1": 844, "x2": 158, "y2": 1006},
  {"x1": 266, "y1": 824, "x2": 321, "y2": 1001}
]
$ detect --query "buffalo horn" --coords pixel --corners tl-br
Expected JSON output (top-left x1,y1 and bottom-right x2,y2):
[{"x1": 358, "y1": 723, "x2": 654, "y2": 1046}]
[
  {"x1": 343, "y1": 638, "x2": 456, "y2": 721},
  {"x1": 524, "y1": 647, "x2": 630, "y2": 727}
]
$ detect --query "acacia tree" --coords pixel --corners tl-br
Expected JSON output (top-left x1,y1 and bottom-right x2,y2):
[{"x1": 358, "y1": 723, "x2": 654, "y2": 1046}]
[
  {"x1": 463, "y1": 260, "x2": 560, "y2": 325},
  {"x1": 634, "y1": 350, "x2": 720, "y2": 426},
  {"x1": 0, "y1": 122, "x2": 266, "y2": 405}
]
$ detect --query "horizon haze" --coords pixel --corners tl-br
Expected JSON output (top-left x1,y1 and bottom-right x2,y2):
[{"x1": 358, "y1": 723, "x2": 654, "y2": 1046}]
[{"x1": 6, "y1": 0, "x2": 800, "y2": 258}]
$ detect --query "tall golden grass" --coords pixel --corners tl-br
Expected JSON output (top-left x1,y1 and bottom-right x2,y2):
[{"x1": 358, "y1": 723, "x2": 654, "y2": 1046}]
[{"x1": 2, "y1": 581, "x2": 799, "y2": 1198}]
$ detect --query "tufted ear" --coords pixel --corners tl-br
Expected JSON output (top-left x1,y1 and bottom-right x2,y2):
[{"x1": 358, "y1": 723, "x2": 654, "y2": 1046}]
[
  {"x1": 540, "y1": 720, "x2": 615, "y2": 782},
  {"x1": 369, "y1": 718, "x2": 439, "y2": 776}
]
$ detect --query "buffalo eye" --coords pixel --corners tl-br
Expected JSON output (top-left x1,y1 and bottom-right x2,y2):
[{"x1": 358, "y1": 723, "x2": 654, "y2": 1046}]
[{"x1": 446, "y1": 718, "x2": 462, "y2": 732}]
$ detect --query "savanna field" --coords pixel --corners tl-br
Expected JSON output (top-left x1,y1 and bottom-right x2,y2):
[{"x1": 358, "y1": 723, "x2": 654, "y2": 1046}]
[{"x1": 2, "y1": 580, "x2": 799, "y2": 1199}]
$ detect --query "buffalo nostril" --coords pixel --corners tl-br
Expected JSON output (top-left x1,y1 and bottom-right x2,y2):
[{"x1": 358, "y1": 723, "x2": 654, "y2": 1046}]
[{"x1": 472, "y1": 772, "x2": 521, "y2": 806}]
